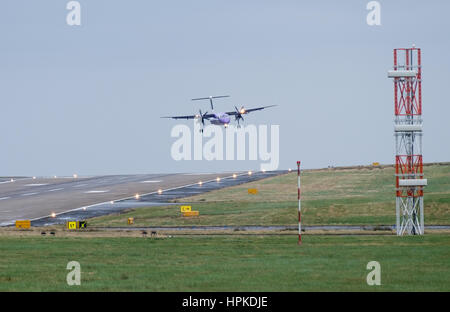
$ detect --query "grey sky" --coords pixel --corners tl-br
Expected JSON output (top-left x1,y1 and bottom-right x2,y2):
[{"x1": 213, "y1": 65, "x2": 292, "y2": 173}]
[{"x1": 1, "y1": 0, "x2": 449, "y2": 176}]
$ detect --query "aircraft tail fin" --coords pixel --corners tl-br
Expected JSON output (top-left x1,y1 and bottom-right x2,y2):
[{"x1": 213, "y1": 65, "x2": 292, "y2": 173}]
[{"x1": 191, "y1": 95, "x2": 230, "y2": 110}]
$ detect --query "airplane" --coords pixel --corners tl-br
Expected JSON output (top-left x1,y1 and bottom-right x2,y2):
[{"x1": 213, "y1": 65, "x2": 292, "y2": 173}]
[{"x1": 162, "y1": 95, "x2": 276, "y2": 132}]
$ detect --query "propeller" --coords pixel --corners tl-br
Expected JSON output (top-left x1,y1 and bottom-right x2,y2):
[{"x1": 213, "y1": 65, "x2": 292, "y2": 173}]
[
  {"x1": 198, "y1": 109, "x2": 208, "y2": 126},
  {"x1": 234, "y1": 106, "x2": 245, "y2": 126}
]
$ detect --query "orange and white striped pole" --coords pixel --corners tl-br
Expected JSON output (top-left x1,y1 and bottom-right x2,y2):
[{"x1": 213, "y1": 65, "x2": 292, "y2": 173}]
[{"x1": 297, "y1": 161, "x2": 302, "y2": 245}]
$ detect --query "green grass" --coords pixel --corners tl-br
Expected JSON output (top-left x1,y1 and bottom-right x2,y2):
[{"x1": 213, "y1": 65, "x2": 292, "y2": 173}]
[
  {"x1": 89, "y1": 164, "x2": 450, "y2": 227},
  {"x1": 0, "y1": 235, "x2": 448, "y2": 291},
  {"x1": 3, "y1": 164, "x2": 448, "y2": 291}
]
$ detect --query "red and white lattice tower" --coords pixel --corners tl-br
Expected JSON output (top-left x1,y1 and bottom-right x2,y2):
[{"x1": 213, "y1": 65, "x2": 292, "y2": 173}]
[{"x1": 388, "y1": 45, "x2": 427, "y2": 235}]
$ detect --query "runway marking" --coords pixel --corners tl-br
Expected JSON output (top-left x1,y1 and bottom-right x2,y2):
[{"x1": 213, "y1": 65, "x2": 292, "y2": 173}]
[
  {"x1": 0, "y1": 177, "x2": 34, "y2": 184},
  {"x1": 24, "y1": 183, "x2": 48, "y2": 187},
  {"x1": 21, "y1": 192, "x2": 38, "y2": 197},
  {"x1": 25, "y1": 172, "x2": 249, "y2": 224},
  {"x1": 84, "y1": 190, "x2": 109, "y2": 194},
  {"x1": 0, "y1": 197, "x2": 10, "y2": 201},
  {"x1": 47, "y1": 188, "x2": 64, "y2": 192},
  {"x1": 73, "y1": 184, "x2": 88, "y2": 188},
  {"x1": 183, "y1": 173, "x2": 214, "y2": 175},
  {"x1": 0, "y1": 180, "x2": 17, "y2": 184},
  {"x1": 140, "y1": 180, "x2": 162, "y2": 183}
]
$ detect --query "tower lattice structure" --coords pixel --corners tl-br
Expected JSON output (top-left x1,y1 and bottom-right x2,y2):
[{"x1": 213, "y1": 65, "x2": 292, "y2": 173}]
[{"x1": 388, "y1": 46, "x2": 427, "y2": 235}]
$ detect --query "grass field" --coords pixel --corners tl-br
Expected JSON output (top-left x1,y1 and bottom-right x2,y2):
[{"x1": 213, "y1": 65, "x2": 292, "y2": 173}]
[
  {"x1": 2, "y1": 164, "x2": 449, "y2": 291},
  {"x1": 0, "y1": 234, "x2": 448, "y2": 291},
  {"x1": 89, "y1": 164, "x2": 450, "y2": 227}
]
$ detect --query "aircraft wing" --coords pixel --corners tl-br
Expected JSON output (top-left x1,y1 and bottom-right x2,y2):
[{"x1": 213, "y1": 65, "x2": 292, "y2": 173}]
[
  {"x1": 225, "y1": 105, "x2": 277, "y2": 116},
  {"x1": 161, "y1": 113, "x2": 216, "y2": 120}
]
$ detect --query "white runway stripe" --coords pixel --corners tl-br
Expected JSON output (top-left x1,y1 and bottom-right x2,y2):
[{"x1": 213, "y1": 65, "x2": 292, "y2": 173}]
[
  {"x1": 72, "y1": 184, "x2": 88, "y2": 188},
  {"x1": 84, "y1": 190, "x2": 109, "y2": 194},
  {"x1": 183, "y1": 173, "x2": 214, "y2": 175},
  {"x1": 21, "y1": 192, "x2": 38, "y2": 196}
]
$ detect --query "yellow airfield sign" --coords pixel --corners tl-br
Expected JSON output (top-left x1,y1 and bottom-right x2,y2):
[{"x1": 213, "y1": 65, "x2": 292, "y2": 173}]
[
  {"x1": 183, "y1": 211, "x2": 199, "y2": 217},
  {"x1": 66, "y1": 221, "x2": 87, "y2": 230},
  {"x1": 15, "y1": 220, "x2": 31, "y2": 229},
  {"x1": 180, "y1": 205, "x2": 192, "y2": 212},
  {"x1": 67, "y1": 221, "x2": 78, "y2": 230},
  {"x1": 248, "y1": 188, "x2": 258, "y2": 194}
]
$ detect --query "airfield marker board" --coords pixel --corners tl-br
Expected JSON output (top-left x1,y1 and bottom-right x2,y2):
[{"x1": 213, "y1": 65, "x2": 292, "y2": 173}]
[
  {"x1": 15, "y1": 220, "x2": 31, "y2": 229},
  {"x1": 66, "y1": 221, "x2": 87, "y2": 230},
  {"x1": 180, "y1": 205, "x2": 192, "y2": 212},
  {"x1": 183, "y1": 211, "x2": 199, "y2": 217},
  {"x1": 67, "y1": 221, "x2": 78, "y2": 230}
]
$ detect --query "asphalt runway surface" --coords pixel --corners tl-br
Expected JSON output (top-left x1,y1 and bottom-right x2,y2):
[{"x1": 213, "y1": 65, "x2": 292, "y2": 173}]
[{"x1": 0, "y1": 171, "x2": 287, "y2": 226}]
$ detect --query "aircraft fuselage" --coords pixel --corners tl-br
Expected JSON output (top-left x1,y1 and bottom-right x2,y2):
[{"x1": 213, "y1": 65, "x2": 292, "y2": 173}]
[{"x1": 209, "y1": 113, "x2": 231, "y2": 125}]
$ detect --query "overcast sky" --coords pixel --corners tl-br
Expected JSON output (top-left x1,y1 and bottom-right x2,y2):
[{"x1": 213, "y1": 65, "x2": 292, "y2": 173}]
[{"x1": 1, "y1": 0, "x2": 449, "y2": 176}]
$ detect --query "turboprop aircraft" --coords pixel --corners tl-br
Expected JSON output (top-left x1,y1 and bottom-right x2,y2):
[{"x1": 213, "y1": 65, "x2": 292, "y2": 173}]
[{"x1": 162, "y1": 95, "x2": 276, "y2": 132}]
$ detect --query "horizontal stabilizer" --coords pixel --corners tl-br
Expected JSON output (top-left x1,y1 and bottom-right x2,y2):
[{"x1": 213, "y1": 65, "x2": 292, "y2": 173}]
[{"x1": 191, "y1": 95, "x2": 230, "y2": 101}]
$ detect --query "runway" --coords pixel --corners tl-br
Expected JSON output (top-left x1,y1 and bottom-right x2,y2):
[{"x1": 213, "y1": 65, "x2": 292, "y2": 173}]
[{"x1": 0, "y1": 171, "x2": 287, "y2": 226}]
